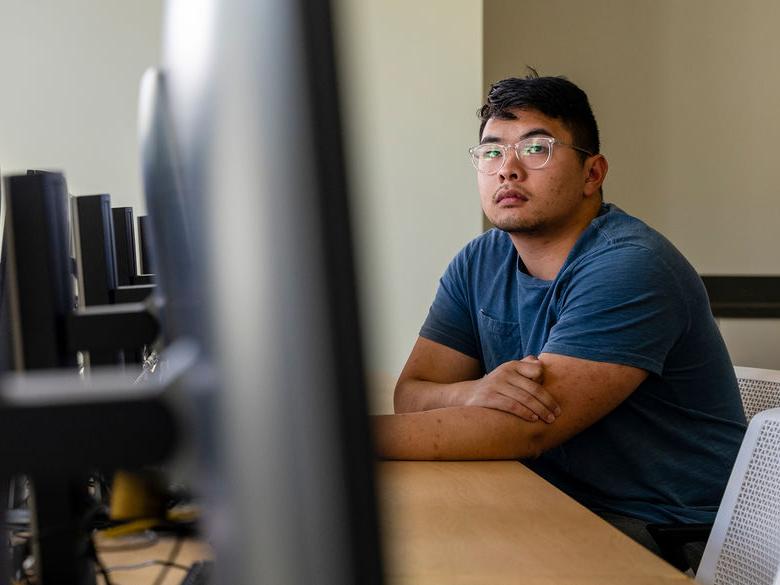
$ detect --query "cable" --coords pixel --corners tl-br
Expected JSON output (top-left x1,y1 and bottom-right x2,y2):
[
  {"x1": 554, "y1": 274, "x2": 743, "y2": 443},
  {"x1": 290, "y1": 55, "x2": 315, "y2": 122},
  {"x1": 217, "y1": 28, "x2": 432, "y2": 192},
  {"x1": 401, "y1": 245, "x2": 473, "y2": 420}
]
[
  {"x1": 151, "y1": 535, "x2": 183, "y2": 585},
  {"x1": 94, "y1": 529, "x2": 159, "y2": 552},
  {"x1": 89, "y1": 533, "x2": 114, "y2": 585},
  {"x1": 94, "y1": 555, "x2": 113, "y2": 585},
  {"x1": 105, "y1": 559, "x2": 190, "y2": 573}
]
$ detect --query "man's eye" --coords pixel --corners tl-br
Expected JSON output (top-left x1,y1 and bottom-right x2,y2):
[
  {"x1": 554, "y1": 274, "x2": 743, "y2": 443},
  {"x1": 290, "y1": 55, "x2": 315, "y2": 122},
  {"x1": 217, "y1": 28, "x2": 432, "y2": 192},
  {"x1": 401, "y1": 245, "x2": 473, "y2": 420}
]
[
  {"x1": 521, "y1": 144, "x2": 547, "y2": 156},
  {"x1": 483, "y1": 149, "x2": 502, "y2": 159}
]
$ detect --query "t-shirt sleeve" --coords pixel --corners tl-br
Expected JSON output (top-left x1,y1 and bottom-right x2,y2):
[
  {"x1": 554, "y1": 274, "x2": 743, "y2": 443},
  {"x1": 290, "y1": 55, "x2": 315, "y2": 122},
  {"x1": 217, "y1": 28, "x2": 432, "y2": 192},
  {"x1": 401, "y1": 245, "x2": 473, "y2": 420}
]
[
  {"x1": 419, "y1": 247, "x2": 480, "y2": 360},
  {"x1": 542, "y1": 245, "x2": 689, "y2": 375}
]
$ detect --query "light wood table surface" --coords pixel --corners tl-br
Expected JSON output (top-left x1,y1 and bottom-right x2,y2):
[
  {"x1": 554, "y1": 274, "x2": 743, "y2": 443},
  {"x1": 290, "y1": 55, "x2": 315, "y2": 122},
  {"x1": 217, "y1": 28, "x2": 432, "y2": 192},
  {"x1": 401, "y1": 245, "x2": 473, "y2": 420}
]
[
  {"x1": 378, "y1": 461, "x2": 693, "y2": 585},
  {"x1": 96, "y1": 536, "x2": 210, "y2": 585}
]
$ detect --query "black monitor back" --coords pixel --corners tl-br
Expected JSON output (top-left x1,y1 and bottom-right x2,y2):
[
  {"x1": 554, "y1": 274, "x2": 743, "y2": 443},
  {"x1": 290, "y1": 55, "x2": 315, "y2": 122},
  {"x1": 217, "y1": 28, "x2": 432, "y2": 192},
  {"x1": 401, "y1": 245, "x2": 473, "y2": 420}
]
[
  {"x1": 2, "y1": 173, "x2": 76, "y2": 370},
  {"x1": 137, "y1": 215, "x2": 154, "y2": 276},
  {"x1": 0, "y1": 224, "x2": 9, "y2": 374},
  {"x1": 158, "y1": 0, "x2": 384, "y2": 582},
  {"x1": 112, "y1": 207, "x2": 138, "y2": 286},
  {"x1": 72, "y1": 194, "x2": 118, "y2": 307},
  {"x1": 138, "y1": 70, "x2": 203, "y2": 347}
]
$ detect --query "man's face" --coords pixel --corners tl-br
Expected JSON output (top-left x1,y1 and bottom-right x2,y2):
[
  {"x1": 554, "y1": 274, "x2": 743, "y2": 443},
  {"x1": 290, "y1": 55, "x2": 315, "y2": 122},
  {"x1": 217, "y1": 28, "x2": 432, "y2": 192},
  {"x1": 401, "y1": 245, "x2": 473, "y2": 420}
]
[{"x1": 478, "y1": 108, "x2": 594, "y2": 235}]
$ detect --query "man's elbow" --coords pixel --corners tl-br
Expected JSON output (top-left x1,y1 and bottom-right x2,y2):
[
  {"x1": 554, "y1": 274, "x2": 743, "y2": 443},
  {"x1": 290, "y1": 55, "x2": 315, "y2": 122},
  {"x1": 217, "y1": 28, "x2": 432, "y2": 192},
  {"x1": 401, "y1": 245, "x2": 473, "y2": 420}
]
[
  {"x1": 393, "y1": 378, "x2": 415, "y2": 414},
  {"x1": 500, "y1": 424, "x2": 545, "y2": 460},
  {"x1": 517, "y1": 422, "x2": 572, "y2": 460},
  {"x1": 519, "y1": 432, "x2": 547, "y2": 459},
  {"x1": 482, "y1": 411, "x2": 549, "y2": 460}
]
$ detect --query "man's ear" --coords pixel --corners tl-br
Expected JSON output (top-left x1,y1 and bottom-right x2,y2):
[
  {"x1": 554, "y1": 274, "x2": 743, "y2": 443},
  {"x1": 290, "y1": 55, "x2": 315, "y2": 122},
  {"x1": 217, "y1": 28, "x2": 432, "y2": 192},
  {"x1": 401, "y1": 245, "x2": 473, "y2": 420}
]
[{"x1": 583, "y1": 154, "x2": 608, "y2": 196}]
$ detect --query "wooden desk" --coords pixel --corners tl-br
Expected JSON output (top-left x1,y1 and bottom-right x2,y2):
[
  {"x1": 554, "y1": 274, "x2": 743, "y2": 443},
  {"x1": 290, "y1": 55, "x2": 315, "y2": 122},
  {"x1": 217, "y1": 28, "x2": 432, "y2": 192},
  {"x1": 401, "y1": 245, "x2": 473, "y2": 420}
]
[
  {"x1": 95, "y1": 462, "x2": 691, "y2": 584},
  {"x1": 378, "y1": 461, "x2": 692, "y2": 585},
  {"x1": 96, "y1": 536, "x2": 210, "y2": 585}
]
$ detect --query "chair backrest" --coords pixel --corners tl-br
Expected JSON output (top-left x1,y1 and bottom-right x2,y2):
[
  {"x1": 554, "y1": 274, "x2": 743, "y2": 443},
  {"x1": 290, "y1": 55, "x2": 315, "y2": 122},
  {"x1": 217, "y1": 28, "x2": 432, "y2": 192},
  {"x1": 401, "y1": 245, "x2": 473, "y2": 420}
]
[
  {"x1": 735, "y1": 366, "x2": 780, "y2": 421},
  {"x1": 696, "y1": 407, "x2": 780, "y2": 585}
]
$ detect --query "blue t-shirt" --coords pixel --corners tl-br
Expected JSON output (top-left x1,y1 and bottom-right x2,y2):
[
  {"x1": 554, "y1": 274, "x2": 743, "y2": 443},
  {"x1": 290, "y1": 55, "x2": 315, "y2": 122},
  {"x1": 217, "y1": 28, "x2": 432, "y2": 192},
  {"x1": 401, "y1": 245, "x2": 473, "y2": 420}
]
[{"x1": 420, "y1": 203, "x2": 746, "y2": 523}]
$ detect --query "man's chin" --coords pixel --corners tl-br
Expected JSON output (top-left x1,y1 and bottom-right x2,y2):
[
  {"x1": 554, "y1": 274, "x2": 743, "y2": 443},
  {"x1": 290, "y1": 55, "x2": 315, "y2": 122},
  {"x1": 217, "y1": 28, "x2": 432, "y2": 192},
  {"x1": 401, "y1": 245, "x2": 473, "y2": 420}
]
[{"x1": 491, "y1": 219, "x2": 544, "y2": 235}]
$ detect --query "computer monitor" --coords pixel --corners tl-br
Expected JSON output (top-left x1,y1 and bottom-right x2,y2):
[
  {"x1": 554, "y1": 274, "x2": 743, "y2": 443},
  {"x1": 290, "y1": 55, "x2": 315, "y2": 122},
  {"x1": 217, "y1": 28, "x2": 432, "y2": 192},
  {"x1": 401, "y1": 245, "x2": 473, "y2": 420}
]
[
  {"x1": 0, "y1": 228, "x2": 9, "y2": 375},
  {"x1": 3, "y1": 172, "x2": 76, "y2": 371},
  {"x1": 111, "y1": 207, "x2": 138, "y2": 287},
  {"x1": 137, "y1": 215, "x2": 154, "y2": 276},
  {"x1": 1, "y1": 171, "x2": 91, "y2": 585},
  {"x1": 138, "y1": 69, "x2": 204, "y2": 348},
  {"x1": 71, "y1": 194, "x2": 117, "y2": 308},
  {"x1": 157, "y1": 0, "x2": 384, "y2": 582},
  {"x1": 0, "y1": 170, "x2": 184, "y2": 585},
  {"x1": 71, "y1": 194, "x2": 123, "y2": 365}
]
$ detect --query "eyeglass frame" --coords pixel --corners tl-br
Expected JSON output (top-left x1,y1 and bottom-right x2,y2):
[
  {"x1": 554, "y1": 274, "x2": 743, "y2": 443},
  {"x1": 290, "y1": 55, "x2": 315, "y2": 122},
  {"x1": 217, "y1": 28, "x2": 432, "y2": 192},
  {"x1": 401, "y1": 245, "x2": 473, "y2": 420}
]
[{"x1": 468, "y1": 136, "x2": 595, "y2": 175}]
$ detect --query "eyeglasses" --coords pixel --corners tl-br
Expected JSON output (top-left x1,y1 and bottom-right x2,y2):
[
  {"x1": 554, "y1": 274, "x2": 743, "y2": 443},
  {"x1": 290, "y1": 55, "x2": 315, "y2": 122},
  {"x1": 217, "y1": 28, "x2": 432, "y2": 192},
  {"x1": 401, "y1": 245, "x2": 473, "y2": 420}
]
[{"x1": 468, "y1": 136, "x2": 593, "y2": 175}]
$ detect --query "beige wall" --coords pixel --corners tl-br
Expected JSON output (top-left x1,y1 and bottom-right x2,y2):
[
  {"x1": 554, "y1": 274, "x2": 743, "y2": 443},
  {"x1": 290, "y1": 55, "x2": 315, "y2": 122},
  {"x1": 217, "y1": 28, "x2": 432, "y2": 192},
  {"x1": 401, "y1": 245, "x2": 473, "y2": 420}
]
[
  {"x1": 484, "y1": 0, "x2": 780, "y2": 368},
  {"x1": 8, "y1": 1, "x2": 768, "y2": 414},
  {"x1": 334, "y1": 0, "x2": 484, "y2": 413},
  {"x1": 0, "y1": 1, "x2": 483, "y2": 415},
  {"x1": 0, "y1": 1, "x2": 163, "y2": 211}
]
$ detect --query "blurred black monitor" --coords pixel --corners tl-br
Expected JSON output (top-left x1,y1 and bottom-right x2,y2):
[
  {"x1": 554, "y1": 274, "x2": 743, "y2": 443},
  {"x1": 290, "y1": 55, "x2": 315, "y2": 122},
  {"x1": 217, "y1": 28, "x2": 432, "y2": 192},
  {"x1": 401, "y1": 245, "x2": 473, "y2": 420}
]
[
  {"x1": 137, "y1": 215, "x2": 154, "y2": 276},
  {"x1": 112, "y1": 206, "x2": 138, "y2": 287},
  {"x1": 146, "y1": 0, "x2": 385, "y2": 582},
  {"x1": 3, "y1": 172, "x2": 76, "y2": 371},
  {"x1": 0, "y1": 214, "x2": 8, "y2": 375},
  {"x1": 138, "y1": 70, "x2": 203, "y2": 348},
  {"x1": 0, "y1": 166, "x2": 8, "y2": 373}
]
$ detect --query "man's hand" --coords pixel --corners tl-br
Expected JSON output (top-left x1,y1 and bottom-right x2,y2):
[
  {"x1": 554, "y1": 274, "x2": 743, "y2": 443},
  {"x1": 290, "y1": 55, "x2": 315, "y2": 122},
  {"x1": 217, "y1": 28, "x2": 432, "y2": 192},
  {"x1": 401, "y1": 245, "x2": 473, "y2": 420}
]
[
  {"x1": 393, "y1": 338, "x2": 562, "y2": 423},
  {"x1": 381, "y1": 353, "x2": 648, "y2": 461},
  {"x1": 464, "y1": 356, "x2": 560, "y2": 423}
]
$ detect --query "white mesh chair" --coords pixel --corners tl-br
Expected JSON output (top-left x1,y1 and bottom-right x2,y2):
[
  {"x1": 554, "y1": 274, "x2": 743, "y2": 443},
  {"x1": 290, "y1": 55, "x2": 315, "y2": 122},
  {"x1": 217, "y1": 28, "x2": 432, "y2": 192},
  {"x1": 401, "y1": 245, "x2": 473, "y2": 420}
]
[
  {"x1": 735, "y1": 367, "x2": 780, "y2": 420},
  {"x1": 696, "y1": 407, "x2": 780, "y2": 585}
]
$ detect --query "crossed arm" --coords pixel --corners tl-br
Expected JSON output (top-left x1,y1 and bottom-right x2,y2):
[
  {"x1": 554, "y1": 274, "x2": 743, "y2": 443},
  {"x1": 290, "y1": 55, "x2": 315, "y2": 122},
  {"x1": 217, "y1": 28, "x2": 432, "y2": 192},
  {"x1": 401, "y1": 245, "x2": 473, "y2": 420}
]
[{"x1": 373, "y1": 337, "x2": 648, "y2": 460}]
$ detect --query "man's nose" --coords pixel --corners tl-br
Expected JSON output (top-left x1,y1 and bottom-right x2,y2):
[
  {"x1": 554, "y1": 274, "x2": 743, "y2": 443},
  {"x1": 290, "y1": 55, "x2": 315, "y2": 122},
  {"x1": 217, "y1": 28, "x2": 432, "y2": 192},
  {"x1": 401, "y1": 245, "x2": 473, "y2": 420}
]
[{"x1": 498, "y1": 149, "x2": 526, "y2": 181}]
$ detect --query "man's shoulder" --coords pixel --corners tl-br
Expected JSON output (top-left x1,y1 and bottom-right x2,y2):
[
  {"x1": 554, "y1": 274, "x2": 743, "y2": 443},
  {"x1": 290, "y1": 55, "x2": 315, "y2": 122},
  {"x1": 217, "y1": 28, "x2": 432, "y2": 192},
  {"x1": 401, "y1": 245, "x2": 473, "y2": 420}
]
[
  {"x1": 455, "y1": 228, "x2": 515, "y2": 265},
  {"x1": 576, "y1": 204, "x2": 693, "y2": 272},
  {"x1": 562, "y1": 204, "x2": 705, "y2": 302},
  {"x1": 591, "y1": 204, "x2": 676, "y2": 254},
  {"x1": 441, "y1": 229, "x2": 517, "y2": 298}
]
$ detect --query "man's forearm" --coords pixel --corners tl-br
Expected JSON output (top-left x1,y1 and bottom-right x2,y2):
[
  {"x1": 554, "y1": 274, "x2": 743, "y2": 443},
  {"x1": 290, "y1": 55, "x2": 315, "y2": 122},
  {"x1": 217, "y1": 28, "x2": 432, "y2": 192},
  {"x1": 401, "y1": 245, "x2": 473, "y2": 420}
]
[
  {"x1": 373, "y1": 406, "x2": 544, "y2": 460},
  {"x1": 394, "y1": 378, "x2": 477, "y2": 413}
]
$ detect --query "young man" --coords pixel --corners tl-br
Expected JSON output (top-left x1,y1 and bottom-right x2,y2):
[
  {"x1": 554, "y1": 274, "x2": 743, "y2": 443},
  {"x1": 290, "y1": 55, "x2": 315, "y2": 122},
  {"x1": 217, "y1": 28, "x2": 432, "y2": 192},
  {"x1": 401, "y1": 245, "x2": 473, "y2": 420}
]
[{"x1": 373, "y1": 72, "x2": 746, "y2": 553}]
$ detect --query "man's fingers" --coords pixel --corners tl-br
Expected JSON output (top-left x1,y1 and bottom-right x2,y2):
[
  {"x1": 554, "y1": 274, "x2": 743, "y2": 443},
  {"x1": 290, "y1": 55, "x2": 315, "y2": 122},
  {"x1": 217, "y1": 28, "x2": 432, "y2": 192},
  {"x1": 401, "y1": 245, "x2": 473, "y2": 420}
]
[
  {"x1": 485, "y1": 394, "x2": 542, "y2": 422},
  {"x1": 504, "y1": 376, "x2": 561, "y2": 422},
  {"x1": 465, "y1": 387, "x2": 543, "y2": 422},
  {"x1": 514, "y1": 357, "x2": 544, "y2": 384}
]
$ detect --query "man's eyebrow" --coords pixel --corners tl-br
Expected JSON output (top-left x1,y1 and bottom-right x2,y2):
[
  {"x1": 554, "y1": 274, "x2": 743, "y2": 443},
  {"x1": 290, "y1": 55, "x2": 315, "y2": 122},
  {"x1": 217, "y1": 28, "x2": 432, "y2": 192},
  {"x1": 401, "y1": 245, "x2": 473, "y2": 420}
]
[
  {"x1": 480, "y1": 128, "x2": 554, "y2": 144},
  {"x1": 519, "y1": 128, "x2": 554, "y2": 140}
]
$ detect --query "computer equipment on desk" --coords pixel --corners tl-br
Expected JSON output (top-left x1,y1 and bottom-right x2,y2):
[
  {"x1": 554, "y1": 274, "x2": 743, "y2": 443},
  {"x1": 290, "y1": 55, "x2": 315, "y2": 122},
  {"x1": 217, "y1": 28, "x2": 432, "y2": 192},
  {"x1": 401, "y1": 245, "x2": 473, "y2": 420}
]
[
  {"x1": 67, "y1": 190, "x2": 153, "y2": 309},
  {"x1": 157, "y1": 0, "x2": 384, "y2": 581},
  {"x1": 179, "y1": 559, "x2": 214, "y2": 585},
  {"x1": 137, "y1": 214, "x2": 155, "y2": 276},
  {"x1": 0, "y1": 171, "x2": 191, "y2": 584},
  {"x1": 112, "y1": 206, "x2": 141, "y2": 287},
  {"x1": 1, "y1": 0, "x2": 385, "y2": 583},
  {"x1": 71, "y1": 193, "x2": 158, "y2": 367}
]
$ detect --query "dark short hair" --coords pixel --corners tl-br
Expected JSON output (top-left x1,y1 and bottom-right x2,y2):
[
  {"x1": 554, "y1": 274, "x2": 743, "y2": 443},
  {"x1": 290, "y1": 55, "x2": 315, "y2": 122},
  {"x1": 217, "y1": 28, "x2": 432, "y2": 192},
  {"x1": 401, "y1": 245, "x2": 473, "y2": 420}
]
[{"x1": 478, "y1": 69, "x2": 600, "y2": 160}]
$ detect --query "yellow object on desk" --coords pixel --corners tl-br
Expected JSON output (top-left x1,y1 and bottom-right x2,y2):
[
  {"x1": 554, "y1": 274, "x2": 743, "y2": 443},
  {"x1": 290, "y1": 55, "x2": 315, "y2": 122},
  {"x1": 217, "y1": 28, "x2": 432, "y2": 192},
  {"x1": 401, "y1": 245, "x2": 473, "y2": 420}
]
[{"x1": 377, "y1": 461, "x2": 692, "y2": 585}]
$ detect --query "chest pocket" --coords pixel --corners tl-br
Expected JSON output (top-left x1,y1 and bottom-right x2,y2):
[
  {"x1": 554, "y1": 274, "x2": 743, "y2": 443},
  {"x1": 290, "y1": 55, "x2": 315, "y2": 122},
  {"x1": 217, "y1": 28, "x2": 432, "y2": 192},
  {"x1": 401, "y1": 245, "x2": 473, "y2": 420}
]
[{"x1": 477, "y1": 309, "x2": 524, "y2": 373}]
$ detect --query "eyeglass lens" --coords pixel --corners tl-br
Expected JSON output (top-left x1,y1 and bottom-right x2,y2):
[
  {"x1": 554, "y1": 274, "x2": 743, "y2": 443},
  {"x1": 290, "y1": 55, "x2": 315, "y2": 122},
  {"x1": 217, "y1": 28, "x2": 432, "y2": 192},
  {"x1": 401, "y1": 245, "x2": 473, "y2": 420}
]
[{"x1": 472, "y1": 137, "x2": 553, "y2": 174}]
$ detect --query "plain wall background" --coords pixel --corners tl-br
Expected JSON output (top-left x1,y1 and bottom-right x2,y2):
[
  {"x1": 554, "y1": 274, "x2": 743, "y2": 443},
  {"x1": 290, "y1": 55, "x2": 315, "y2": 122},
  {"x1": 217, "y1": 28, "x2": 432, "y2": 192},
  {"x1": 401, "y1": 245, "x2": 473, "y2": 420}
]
[
  {"x1": 0, "y1": 0, "x2": 483, "y2": 416},
  {"x1": 2, "y1": 1, "x2": 776, "y2": 412},
  {"x1": 334, "y1": 0, "x2": 484, "y2": 413},
  {"x1": 0, "y1": 0, "x2": 163, "y2": 210},
  {"x1": 484, "y1": 0, "x2": 780, "y2": 370}
]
